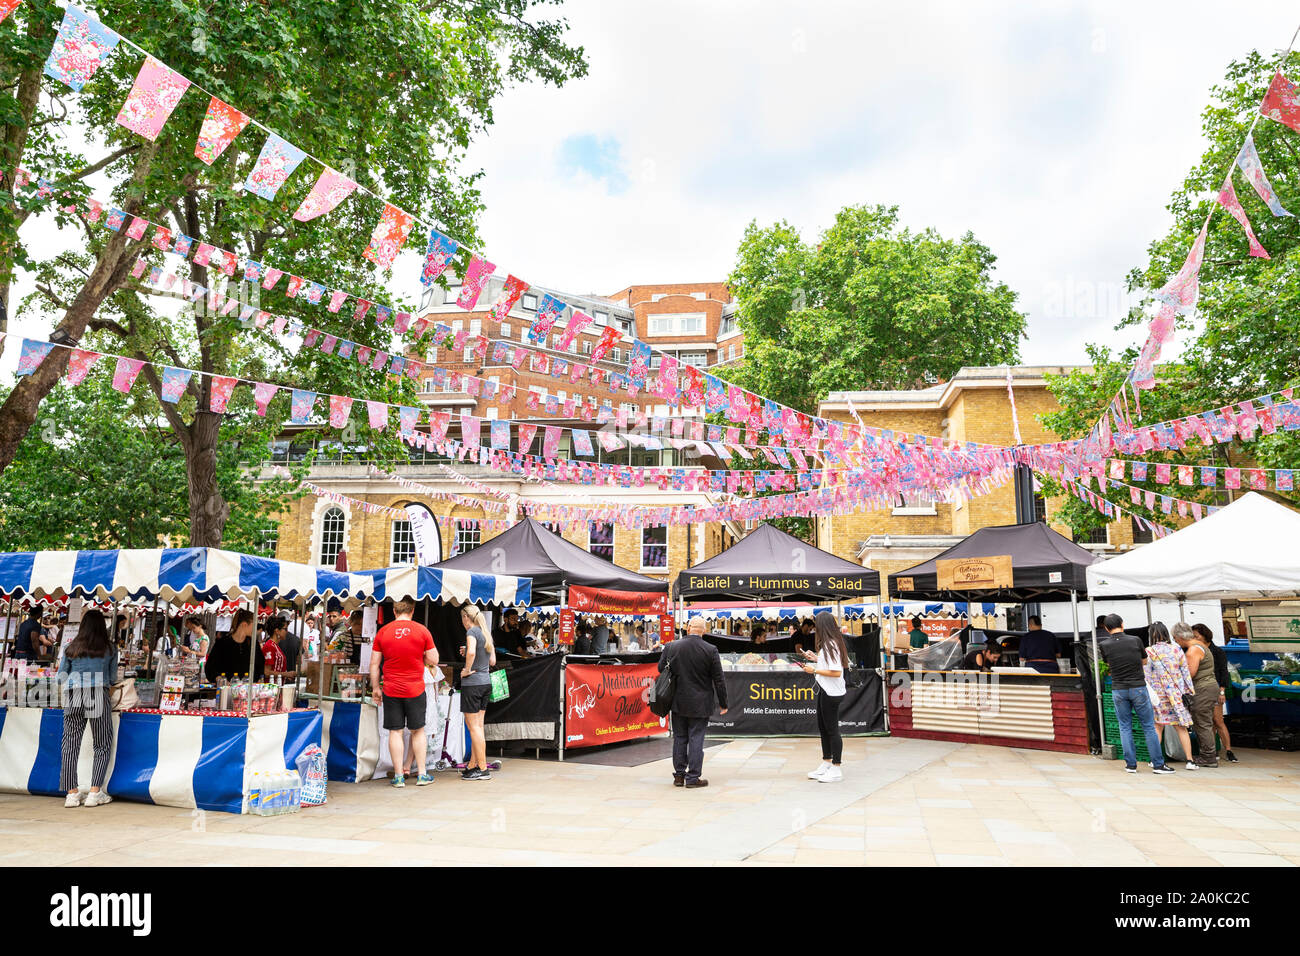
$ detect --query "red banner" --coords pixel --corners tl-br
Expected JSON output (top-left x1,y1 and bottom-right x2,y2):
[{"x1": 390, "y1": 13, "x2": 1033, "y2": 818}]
[
  {"x1": 659, "y1": 613, "x2": 676, "y2": 644},
  {"x1": 559, "y1": 607, "x2": 575, "y2": 645},
  {"x1": 564, "y1": 662, "x2": 667, "y2": 748},
  {"x1": 568, "y1": 585, "x2": 669, "y2": 615}
]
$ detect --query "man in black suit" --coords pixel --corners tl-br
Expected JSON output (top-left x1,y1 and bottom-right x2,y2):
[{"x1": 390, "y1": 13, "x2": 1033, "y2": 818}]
[{"x1": 659, "y1": 618, "x2": 727, "y2": 789}]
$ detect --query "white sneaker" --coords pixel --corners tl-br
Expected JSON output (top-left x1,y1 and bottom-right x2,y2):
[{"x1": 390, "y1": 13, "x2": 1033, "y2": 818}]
[
  {"x1": 64, "y1": 792, "x2": 82, "y2": 808},
  {"x1": 1184, "y1": 762, "x2": 1199, "y2": 771},
  {"x1": 808, "y1": 762, "x2": 831, "y2": 779},
  {"x1": 84, "y1": 791, "x2": 112, "y2": 807},
  {"x1": 818, "y1": 766, "x2": 843, "y2": 783}
]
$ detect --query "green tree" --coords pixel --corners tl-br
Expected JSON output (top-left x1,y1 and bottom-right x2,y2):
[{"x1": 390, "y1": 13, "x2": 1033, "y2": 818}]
[
  {"x1": 726, "y1": 204, "x2": 1027, "y2": 413},
  {"x1": 1043, "y1": 50, "x2": 1300, "y2": 535},
  {"x1": 0, "y1": 375, "x2": 305, "y2": 550},
  {"x1": 0, "y1": 0, "x2": 587, "y2": 546}
]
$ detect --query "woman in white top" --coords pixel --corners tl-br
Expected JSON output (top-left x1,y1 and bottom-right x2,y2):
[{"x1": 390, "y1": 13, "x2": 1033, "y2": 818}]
[
  {"x1": 802, "y1": 611, "x2": 849, "y2": 783},
  {"x1": 177, "y1": 617, "x2": 210, "y2": 665}
]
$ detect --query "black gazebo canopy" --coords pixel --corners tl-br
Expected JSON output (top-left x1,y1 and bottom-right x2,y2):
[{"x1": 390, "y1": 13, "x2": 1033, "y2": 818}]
[
  {"x1": 886, "y1": 521, "x2": 1099, "y2": 603},
  {"x1": 430, "y1": 517, "x2": 668, "y2": 605},
  {"x1": 673, "y1": 522, "x2": 880, "y2": 602}
]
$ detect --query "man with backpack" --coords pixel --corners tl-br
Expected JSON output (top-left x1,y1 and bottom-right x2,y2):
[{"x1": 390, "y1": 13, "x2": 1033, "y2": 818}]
[{"x1": 657, "y1": 618, "x2": 727, "y2": 789}]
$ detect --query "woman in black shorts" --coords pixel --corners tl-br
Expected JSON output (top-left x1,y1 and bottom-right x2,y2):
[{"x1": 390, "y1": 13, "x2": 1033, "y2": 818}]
[{"x1": 460, "y1": 605, "x2": 496, "y2": 780}]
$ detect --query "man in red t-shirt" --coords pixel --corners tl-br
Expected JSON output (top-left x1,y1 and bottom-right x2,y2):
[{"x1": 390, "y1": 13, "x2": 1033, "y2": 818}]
[{"x1": 369, "y1": 598, "x2": 439, "y2": 787}]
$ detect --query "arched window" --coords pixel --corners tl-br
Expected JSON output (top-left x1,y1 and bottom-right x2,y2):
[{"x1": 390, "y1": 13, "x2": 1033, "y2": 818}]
[{"x1": 319, "y1": 506, "x2": 346, "y2": 566}]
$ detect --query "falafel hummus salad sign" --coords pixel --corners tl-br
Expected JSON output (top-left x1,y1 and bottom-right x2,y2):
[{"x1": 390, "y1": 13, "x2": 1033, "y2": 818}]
[{"x1": 564, "y1": 662, "x2": 667, "y2": 748}]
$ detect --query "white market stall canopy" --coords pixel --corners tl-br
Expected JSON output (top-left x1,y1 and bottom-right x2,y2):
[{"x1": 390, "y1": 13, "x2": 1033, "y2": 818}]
[
  {"x1": 1086, "y1": 492, "x2": 1300, "y2": 600},
  {"x1": 0, "y1": 548, "x2": 531, "y2": 607}
]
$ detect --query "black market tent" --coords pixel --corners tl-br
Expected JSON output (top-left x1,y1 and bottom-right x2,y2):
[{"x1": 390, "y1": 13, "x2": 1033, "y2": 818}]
[
  {"x1": 429, "y1": 517, "x2": 668, "y2": 605},
  {"x1": 673, "y1": 522, "x2": 880, "y2": 603},
  {"x1": 886, "y1": 521, "x2": 1100, "y2": 603}
]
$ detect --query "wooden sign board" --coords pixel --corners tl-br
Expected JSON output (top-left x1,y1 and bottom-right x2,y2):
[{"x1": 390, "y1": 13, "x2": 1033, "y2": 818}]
[
  {"x1": 895, "y1": 577, "x2": 914, "y2": 593},
  {"x1": 936, "y1": 555, "x2": 1013, "y2": 591}
]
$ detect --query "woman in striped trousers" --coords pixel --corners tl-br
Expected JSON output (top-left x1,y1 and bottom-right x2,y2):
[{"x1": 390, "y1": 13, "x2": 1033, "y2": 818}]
[{"x1": 58, "y1": 610, "x2": 118, "y2": 808}]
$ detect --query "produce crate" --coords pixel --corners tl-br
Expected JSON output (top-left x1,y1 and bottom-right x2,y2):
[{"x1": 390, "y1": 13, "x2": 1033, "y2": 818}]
[{"x1": 1101, "y1": 682, "x2": 1153, "y2": 762}]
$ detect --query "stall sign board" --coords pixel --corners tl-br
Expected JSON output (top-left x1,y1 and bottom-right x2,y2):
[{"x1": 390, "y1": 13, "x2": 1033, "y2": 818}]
[
  {"x1": 659, "y1": 613, "x2": 675, "y2": 644},
  {"x1": 921, "y1": 618, "x2": 965, "y2": 642},
  {"x1": 160, "y1": 674, "x2": 186, "y2": 713},
  {"x1": 707, "y1": 670, "x2": 884, "y2": 736},
  {"x1": 936, "y1": 555, "x2": 1013, "y2": 591},
  {"x1": 569, "y1": 585, "x2": 669, "y2": 615},
  {"x1": 564, "y1": 662, "x2": 666, "y2": 748},
  {"x1": 1243, "y1": 608, "x2": 1300, "y2": 653},
  {"x1": 559, "y1": 608, "x2": 575, "y2": 645},
  {"x1": 895, "y1": 577, "x2": 914, "y2": 593}
]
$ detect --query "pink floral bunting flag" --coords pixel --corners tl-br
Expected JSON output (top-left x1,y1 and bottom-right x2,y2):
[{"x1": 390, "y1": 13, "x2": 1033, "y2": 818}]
[
  {"x1": 125, "y1": 216, "x2": 148, "y2": 240},
  {"x1": 362, "y1": 203, "x2": 415, "y2": 269},
  {"x1": 366, "y1": 401, "x2": 388, "y2": 430},
  {"x1": 111, "y1": 356, "x2": 145, "y2": 394},
  {"x1": 208, "y1": 375, "x2": 238, "y2": 413},
  {"x1": 262, "y1": 267, "x2": 283, "y2": 290},
  {"x1": 1217, "y1": 179, "x2": 1269, "y2": 258},
  {"x1": 456, "y1": 255, "x2": 495, "y2": 310},
  {"x1": 543, "y1": 426, "x2": 561, "y2": 458},
  {"x1": 517, "y1": 423, "x2": 538, "y2": 455},
  {"x1": 328, "y1": 290, "x2": 348, "y2": 313},
  {"x1": 151, "y1": 226, "x2": 171, "y2": 251},
  {"x1": 116, "y1": 57, "x2": 191, "y2": 142},
  {"x1": 65, "y1": 348, "x2": 101, "y2": 385},
  {"x1": 221, "y1": 250, "x2": 239, "y2": 276},
  {"x1": 290, "y1": 389, "x2": 316, "y2": 424},
  {"x1": 329, "y1": 395, "x2": 353, "y2": 428},
  {"x1": 253, "y1": 382, "x2": 278, "y2": 417},
  {"x1": 353, "y1": 299, "x2": 372, "y2": 322},
  {"x1": 194, "y1": 96, "x2": 250, "y2": 166},
  {"x1": 294, "y1": 169, "x2": 358, "y2": 222},
  {"x1": 556, "y1": 310, "x2": 593, "y2": 352},
  {"x1": 193, "y1": 243, "x2": 214, "y2": 266}
]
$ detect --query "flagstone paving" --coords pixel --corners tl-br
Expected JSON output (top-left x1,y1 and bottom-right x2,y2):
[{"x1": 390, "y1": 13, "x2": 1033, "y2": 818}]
[{"x1": 3, "y1": 737, "x2": 1298, "y2": 866}]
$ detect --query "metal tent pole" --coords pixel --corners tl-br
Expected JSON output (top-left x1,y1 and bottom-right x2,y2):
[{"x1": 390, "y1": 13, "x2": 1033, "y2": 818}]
[
  {"x1": 1089, "y1": 595, "x2": 1103, "y2": 753},
  {"x1": 1145, "y1": 597, "x2": 1153, "y2": 629},
  {"x1": 246, "y1": 591, "x2": 258, "y2": 720},
  {"x1": 558, "y1": 583, "x2": 567, "y2": 762},
  {"x1": 1070, "y1": 589, "x2": 1080, "y2": 666}
]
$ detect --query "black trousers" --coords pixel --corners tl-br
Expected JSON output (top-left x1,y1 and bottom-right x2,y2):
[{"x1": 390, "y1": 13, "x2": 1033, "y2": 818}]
[
  {"x1": 816, "y1": 690, "x2": 843, "y2": 764},
  {"x1": 671, "y1": 713, "x2": 709, "y2": 783}
]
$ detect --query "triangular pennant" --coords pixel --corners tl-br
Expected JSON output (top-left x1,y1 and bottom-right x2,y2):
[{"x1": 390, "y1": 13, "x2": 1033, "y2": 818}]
[
  {"x1": 159, "y1": 366, "x2": 193, "y2": 404},
  {"x1": 115, "y1": 56, "x2": 191, "y2": 141},
  {"x1": 111, "y1": 356, "x2": 145, "y2": 394},
  {"x1": 253, "y1": 381, "x2": 278, "y2": 417},
  {"x1": 1217, "y1": 178, "x2": 1269, "y2": 258},
  {"x1": 209, "y1": 375, "x2": 238, "y2": 413},
  {"x1": 194, "y1": 96, "x2": 250, "y2": 165},
  {"x1": 15, "y1": 339, "x2": 54, "y2": 377},
  {"x1": 65, "y1": 348, "x2": 102, "y2": 385},
  {"x1": 245, "y1": 134, "x2": 307, "y2": 200},
  {"x1": 43, "y1": 6, "x2": 120, "y2": 91},
  {"x1": 1236, "y1": 133, "x2": 1293, "y2": 217},
  {"x1": 294, "y1": 168, "x2": 358, "y2": 222},
  {"x1": 362, "y1": 203, "x2": 415, "y2": 269},
  {"x1": 420, "y1": 229, "x2": 459, "y2": 286}
]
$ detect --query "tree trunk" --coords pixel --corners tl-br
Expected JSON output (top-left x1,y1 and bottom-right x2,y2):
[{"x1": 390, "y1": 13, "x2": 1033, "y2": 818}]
[
  {"x1": 0, "y1": 141, "x2": 157, "y2": 475},
  {"x1": 185, "y1": 410, "x2": 230, "y2": 548}
]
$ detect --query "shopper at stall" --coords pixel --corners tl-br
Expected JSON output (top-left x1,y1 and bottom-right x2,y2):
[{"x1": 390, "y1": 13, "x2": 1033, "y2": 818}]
[
  {"x1": 591, "y1": 616, "x2": 611, "y2": 655},
  {"x1": 205, "y1": 609, "x2": 265, "y2": 682},
  {"x1": 803, "y1": 611, "x2": 849, "y2": 783},
  {"x1": 14, "y1": 607, "x2": 52, "y2": 661},
  {"x1": 58, "y1": 609, "x2": 117, "y2": 808},
  {"x1": 1193, "y1": 623, "x2": 1236, "y2": 763},
  {"x1": 659, "y1": 617, "x2": 728, "y2": 789},
  {"x1": 492, "y1": 608, "x2": 525, "y2": 658},
  {"x1": 262, "y1": 617, "x2": 290, "y2": 676},
  {"x1": 1099, "y1": 614, "x2": 1172, "y2": 774},
  {"x1": 459, "y1": 605, "x2": 495, "y2": 781},
  {"x1": 372, "y1": 598, "x2": 438, "y2": 788},
  {"x1": 347, "y1": 609, "x2": 365, "y2": 666},
  {"x1": 1019, "y1": 616, "x2": 1061, "y2": 673},
  {"x1": 323, "y1": 599, "x2": 350, "y2": 662},
  {"x1": 1176, "y1": 622, "x2": 1219, "y2": 768},
  {"x1": 1143, "y1": 622, "x2": 1195, "y2": 769}
]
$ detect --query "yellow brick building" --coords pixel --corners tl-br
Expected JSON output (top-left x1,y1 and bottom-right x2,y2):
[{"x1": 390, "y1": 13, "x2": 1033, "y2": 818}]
[{"x1": 816, "y1": 365, "x2": 1147, "y2": 597}]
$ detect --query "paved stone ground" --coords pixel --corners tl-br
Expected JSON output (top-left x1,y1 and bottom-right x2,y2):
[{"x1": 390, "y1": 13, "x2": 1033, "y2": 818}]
[{"x1": 2, "y1": 737, "x2": 1298, "y2": 866}]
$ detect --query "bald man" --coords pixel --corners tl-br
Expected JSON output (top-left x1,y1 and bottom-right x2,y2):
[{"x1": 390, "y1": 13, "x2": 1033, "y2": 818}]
[{"x1": 658, "y1": 618, "x2": 728, "y2": 788}]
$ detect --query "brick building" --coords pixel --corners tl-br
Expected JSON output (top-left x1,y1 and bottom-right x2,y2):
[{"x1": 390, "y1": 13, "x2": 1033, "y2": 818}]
[
  {"x1": 264, "y1": 278, "x2": 748, "y2": 582},
  {"x1": 816, "y1": 365, "x2": 1152, "y2": 598}
]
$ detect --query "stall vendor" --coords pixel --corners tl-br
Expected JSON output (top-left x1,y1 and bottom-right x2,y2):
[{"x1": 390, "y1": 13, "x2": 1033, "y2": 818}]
[
  {"x1": 1018, "y1": 615, "x2": 1061, "y2": 674},
  {"x1": 908, "y1": 617, "x2": 929, "y2": 651},
  {"x1": 177, "y1": 617, "x2": 210, "y2": 664},
  {"x1": 324, "y1": 599, "x2": 351, "y2": 661},
  {"x1": 493, "y1": 608, "x2": 526, "y2": 657},
  {"x1": 14, "y1": 607, "x2": 53, "y2": 660},
  {"x1": 262, "y1": 616, "x2": 293, "y2": 677},
  {"x1": 959, "y1": 641, "x2": 1002, "y2": 671},
  {"x1": 204, "y1": 609, "x2": 266, "y2": 682}
]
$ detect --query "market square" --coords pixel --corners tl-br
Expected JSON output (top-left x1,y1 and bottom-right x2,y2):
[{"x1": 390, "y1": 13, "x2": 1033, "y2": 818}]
[{"x1": 1, "y1": 1, "x2": 1299, "y2": 924}]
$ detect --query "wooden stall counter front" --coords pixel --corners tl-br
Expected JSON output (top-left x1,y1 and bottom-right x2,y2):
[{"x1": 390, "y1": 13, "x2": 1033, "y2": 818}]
[{"x1": 886, "y1": 670, "x2": 1089, "y2": 755}]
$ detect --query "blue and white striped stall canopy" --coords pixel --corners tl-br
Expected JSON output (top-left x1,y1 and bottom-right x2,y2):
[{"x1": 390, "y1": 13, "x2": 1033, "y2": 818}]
[
  {"x1": 686, "y1": 606, "x2": 837, "y2": 622},
  {"x1": 0, "y1": 548, "x2": 379, "y2": 603},
  {"x1": 352, "y1": 565, "x2": 531, "y2": 608},
  {"x1": 877, "y1": 602, "x2": 999, "y2": 618}
]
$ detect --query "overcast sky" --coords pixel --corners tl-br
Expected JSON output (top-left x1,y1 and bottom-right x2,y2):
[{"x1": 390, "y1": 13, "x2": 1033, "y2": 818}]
[
  {"x1": 459, "y1": 0, "x2": 1300, "y2": 366},
  {"x1": 6, "y1": 0, "x2": 1300, "y2": 377}
]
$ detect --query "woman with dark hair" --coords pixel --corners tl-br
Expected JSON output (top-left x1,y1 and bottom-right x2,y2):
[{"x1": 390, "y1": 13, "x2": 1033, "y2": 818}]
[
  {"x1": 802, "y1": 611, "x2": 850, "y2": 783},
  {"x1": 1143, "y1": 622, "x2": 1195, "y2": 769},
  {"x1": 58, "y1": 609, "x2": 118, "y2": 808},
  {"x1": 204, "y1": 608, "x2": 265, "y2": 682}
]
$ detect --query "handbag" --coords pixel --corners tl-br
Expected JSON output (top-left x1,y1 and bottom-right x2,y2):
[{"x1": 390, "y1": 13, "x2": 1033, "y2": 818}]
[
  {"x1": 488, "y1": 668, "x2": 510, "y2": 703},
  {"x1": 110, "y1": 678, "x2": 139, "y2": 712},
  {"x1": 647, "y1": 659, "x2": 676, "y2": 717}
]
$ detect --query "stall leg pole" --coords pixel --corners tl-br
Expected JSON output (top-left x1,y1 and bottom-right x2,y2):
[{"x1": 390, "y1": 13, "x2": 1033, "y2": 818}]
[
  {"x1": 1070, "y1": 590, "x2": 1080, "y2": 664},
  {"x1": 1146, "y1": 598, "x2": 1153, "y2": 629},
  {"x1": 557, "y1": 657, "x2": 566, "y2": 763},
  {"x1": 1178, "y1": 598, "x2": 1186, "y2": 624},
  {"x1": 1089, "y1": 596, "x2": 1103, "y2": 755},
  {"x1": 246, "y1": 591, "x2": 257, "y2": 720},
  {"x1": 0, "y1": 598, "x2": 14, "y2": 678},
  {"x1": 150, "y1": 595, "x2": 159, "y2": 678}
]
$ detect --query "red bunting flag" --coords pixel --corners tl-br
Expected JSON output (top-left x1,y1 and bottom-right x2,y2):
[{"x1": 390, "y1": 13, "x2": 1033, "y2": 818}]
[
  {"x1": 0, "y1": 1, "x2": 21, "y2": 24},
  {"x1": 1217, "y1": 179, "x2": 1269, "y2": 258},
  {"x1": 490, "y1": 274, "x2": 529, "y2": 320},
  {"x1": 194, "y1": 96, "x2": 250, "y2": 165},
  {"x1": 457, "y1": 255, "x2": 495, "y2": 310},
  {"x1": 362, "y1": 203, "x2": 415, "y2": 268},
  {"x1": 1261, "y1": 72, "x2": 1300, "y2": 132},
  {"x1": 329, "y1": 395, "x2": 353, "y2": 428},
  {"x1": 208, "y1": 375, "x2": 238, "y2": 413}
]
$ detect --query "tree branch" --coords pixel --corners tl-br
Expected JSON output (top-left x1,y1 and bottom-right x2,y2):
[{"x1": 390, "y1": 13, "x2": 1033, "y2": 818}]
[{"x1": 55, "y1": 145, "x2": 141, "y2": 187}]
